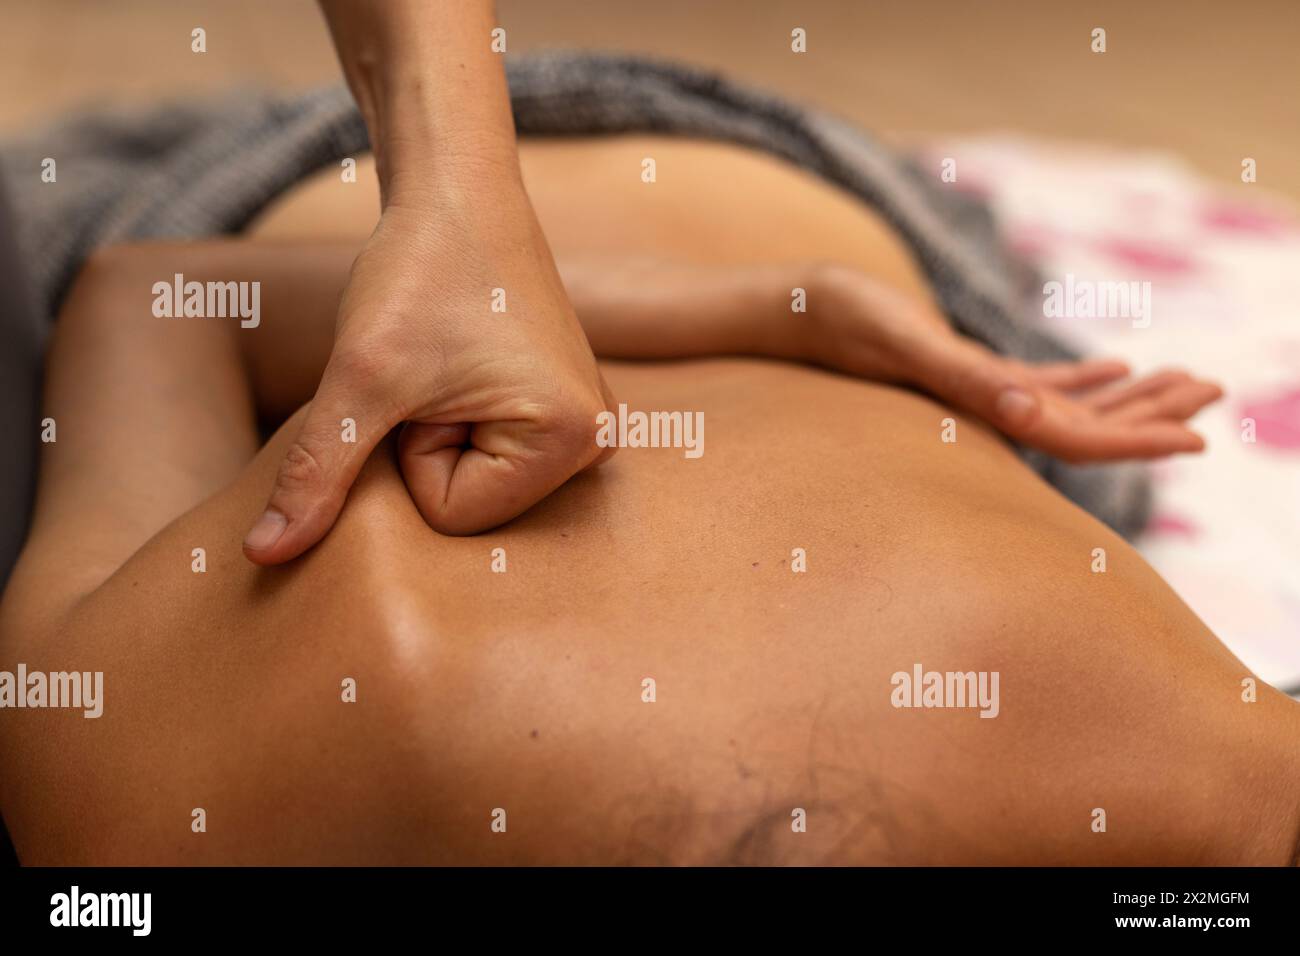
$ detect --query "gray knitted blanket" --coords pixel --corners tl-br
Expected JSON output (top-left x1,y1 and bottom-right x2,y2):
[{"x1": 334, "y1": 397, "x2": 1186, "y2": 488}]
[{"x1": 0, "y1": 51, "x2": 1150, "y2": 536}]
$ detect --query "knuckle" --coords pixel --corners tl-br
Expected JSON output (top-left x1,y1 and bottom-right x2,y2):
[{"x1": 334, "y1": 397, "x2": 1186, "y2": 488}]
[
  {"x1": 275, "y1": 439, "x2": 326, "y2": 494},
  {"x1": 534, "y1": 388, "x2": 608, "y2": 462}
]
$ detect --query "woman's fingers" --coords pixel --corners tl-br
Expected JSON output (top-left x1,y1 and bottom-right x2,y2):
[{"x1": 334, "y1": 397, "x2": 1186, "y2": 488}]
[
  {"x1": 397, "y1": 407, "x2": 607, "y2": 536},
  {"x1": 1042, "y1": 417, "x2": 1206, "y2": 462},
  {"x1": 1027, "y1": 357, "x2": 1130, "y2": 391},
  {"x1": 1083, "y1": 421, "x2": 1207, "y2": 460},
  {"x1": 1082, "y1": 368, "x2": 1195, "y2": 411},
  {"x1": 1106, "y1": 379, "x2": 1224, "y2": 425},
  {"x1": 1022, "y1": 371, "x2": 1218, "y2": 461},
  {"x1": 914, "y1": 341, "x2": 1218, "y2": 462}
]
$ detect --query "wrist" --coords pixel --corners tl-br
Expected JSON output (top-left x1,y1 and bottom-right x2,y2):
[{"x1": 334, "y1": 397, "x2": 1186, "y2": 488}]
[
  {"x1": 354, "y1": 63, "x2": 522, "y2": 207},
  {"x1": 379, "y1": 160, "x2": 534, "y2": 239},
  {"x1": 320, "y1": 0, "x2": 518, "y2": 206},
  {"x1": 782, "y1": 262, "x2": 843, "y2": 364}
]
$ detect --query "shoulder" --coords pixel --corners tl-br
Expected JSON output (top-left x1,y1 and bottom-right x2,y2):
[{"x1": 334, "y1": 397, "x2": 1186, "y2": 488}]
[{"x1": 0, "y1": 413, "x2": 457, "y2": 863}]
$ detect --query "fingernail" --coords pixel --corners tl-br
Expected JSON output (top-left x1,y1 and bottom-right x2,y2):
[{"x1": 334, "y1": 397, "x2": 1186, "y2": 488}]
[
  {"x1": 995, "y1": 387, "x2": 1037, "y2": 424},
  {"x1": 244, "y1": 509, "x2": 287, "y2": 552}
]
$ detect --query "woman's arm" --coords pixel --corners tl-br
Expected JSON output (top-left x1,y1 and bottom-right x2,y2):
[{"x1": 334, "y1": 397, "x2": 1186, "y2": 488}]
[
  {"x1": 316, "y1": 0, "x2": 520, "y2": 203},
  {"x1": 243, "y1": 1, "x2": 616, "y2": 562},
  {"x1": 562, "y1": 257, "x2": 1222, "y2": 462}
]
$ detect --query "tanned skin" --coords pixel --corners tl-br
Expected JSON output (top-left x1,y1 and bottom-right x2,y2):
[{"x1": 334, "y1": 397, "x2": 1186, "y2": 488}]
[{"x1": 0, "y1": 137, "x2": 1294, "y2": 865}]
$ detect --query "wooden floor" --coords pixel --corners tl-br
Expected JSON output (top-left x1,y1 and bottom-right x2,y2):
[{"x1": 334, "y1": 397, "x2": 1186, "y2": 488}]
[{"x1": 0, "y1": 0, "x2": 1297, "y2": 201}]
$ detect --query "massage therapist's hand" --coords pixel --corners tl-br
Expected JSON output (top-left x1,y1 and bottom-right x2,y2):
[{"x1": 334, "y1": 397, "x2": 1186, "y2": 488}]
[
  {"x1": 244, "y1": 0, "x2": 614, "y2": 563},
  {"x1": 243, "y1": 189, "x2": 615, "y2": 563},
  {"x1": 809, "y1": 265, "x2": 1223, "y2": 462}
]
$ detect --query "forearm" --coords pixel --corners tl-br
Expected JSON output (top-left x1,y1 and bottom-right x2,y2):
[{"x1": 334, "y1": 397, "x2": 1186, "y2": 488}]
[
  {"x1": 317, "y1": 0, "x2": 518, "y2": 205},
  {"x1": 559, "y1": 258, "x2": 817, "y2": 363},
  {"x1": 241, "y1": 251, "x2": 883, "y2": 418}
]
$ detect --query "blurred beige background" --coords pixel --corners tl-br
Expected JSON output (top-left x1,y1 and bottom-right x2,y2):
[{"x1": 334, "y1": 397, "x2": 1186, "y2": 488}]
[{"x1": 0, "y1": 0, "x2": 1296, "y2": 200}]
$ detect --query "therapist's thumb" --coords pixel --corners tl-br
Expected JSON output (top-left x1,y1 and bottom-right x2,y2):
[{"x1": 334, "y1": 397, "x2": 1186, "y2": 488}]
[{"x1": 243, "y1": 375, "x2": 396, "y2": 566}]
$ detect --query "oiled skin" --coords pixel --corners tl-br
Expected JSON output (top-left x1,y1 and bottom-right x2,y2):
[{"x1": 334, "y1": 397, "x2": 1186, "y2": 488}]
[{"x1": 0, "y1": 138, "x2": 1295, "y2": 865}]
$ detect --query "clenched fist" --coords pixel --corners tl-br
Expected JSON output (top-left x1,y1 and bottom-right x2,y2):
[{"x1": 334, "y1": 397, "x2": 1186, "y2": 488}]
[{"x1": 243, "y1": 184, "x2": 616, "y2": 563}]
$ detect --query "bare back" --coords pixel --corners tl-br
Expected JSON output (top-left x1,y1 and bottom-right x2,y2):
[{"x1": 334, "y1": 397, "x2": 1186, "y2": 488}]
[{"x1": 2, "y1": 138, "x2": 1296, "y2": 866}]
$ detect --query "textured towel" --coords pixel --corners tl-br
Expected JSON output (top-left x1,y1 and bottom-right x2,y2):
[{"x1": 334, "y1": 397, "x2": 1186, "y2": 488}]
[{"x1": 0, "y1": 51, "x2": 1150, "y2": 536}]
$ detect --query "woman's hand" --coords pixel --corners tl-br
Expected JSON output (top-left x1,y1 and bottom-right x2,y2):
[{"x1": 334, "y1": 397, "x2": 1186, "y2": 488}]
[
  {"x1": 809, "y1": 265, "x2": 1223, "y2": 462},
  {"x1": 561, "y1": 256, "x2": 1221, "y2": 463},
  {"x1": 244, "y1": 0, "x2": 617, "y2": 563},
  {"x1": 243, "y1": 186, "x2": 615, "y2": 563}
]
